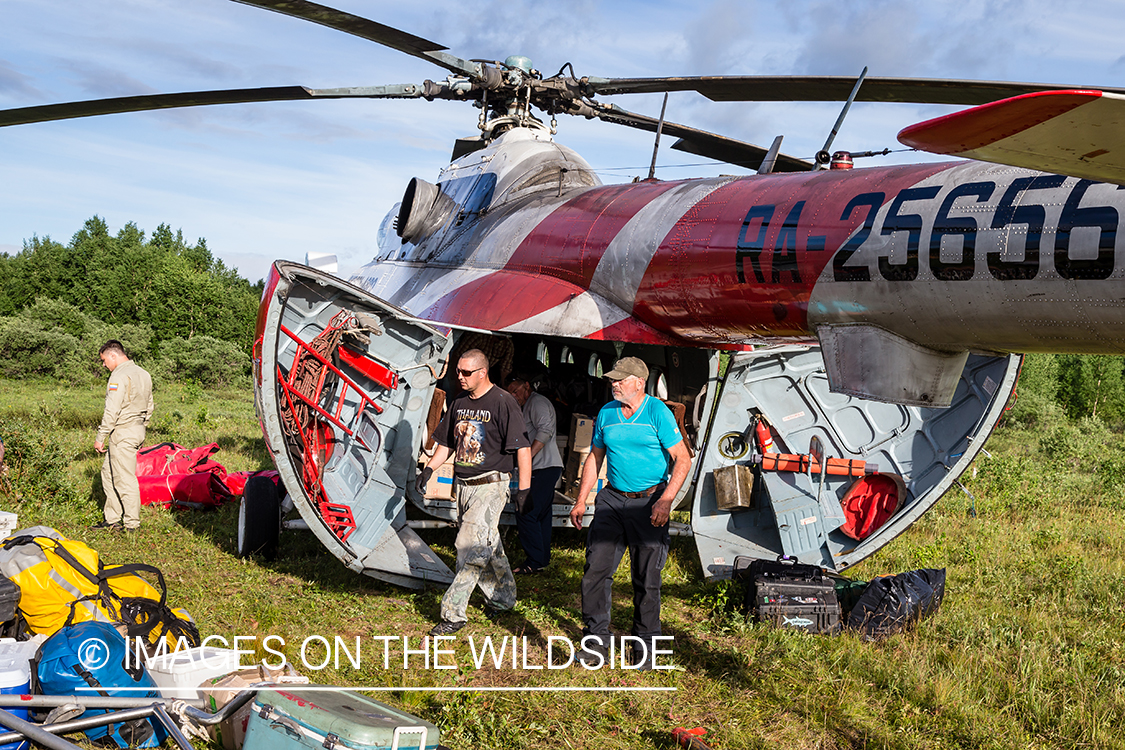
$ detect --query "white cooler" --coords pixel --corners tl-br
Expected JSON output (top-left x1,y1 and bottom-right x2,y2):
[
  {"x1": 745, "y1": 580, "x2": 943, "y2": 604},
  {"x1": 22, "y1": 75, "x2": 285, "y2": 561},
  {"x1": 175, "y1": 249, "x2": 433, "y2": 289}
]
[
  {"x1": 0, "y1": 638, "x2": 39, "y2": 750},
  {"x1": 145, "y1": 647, "x2": 242, "y2": 700}
]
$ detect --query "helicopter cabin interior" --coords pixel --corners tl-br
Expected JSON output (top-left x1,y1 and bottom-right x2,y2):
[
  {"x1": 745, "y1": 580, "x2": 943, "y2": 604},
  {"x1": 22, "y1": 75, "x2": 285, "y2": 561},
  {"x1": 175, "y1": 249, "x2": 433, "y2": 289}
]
[{"x1": 414, "y1": 331, "x2": 717, "y2": 512}]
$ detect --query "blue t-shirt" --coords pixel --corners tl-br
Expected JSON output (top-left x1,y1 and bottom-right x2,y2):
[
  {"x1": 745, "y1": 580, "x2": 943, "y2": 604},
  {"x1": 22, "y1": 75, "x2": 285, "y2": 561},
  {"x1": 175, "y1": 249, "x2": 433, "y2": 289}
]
[{"x1": 592, "y1": 395, "x2": 683, "y2": 493}]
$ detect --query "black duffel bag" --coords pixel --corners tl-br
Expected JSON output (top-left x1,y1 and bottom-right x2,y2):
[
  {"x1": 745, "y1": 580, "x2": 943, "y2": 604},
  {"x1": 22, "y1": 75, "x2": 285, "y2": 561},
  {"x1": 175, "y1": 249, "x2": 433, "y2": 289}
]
[{"x1": 846, "y1": 568, "x2": 946, "y2": 640}]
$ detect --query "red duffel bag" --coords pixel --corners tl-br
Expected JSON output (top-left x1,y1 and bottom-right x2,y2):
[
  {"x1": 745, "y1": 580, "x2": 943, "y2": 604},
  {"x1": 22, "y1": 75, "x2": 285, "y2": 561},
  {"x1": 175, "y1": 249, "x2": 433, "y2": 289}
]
[{"x1": 138, "y1": 472, "x2": 233, "y2": 510}]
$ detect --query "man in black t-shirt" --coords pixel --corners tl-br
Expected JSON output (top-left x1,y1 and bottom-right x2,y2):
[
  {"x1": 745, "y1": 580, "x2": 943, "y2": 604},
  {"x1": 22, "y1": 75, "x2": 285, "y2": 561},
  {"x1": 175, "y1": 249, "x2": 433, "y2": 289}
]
[{"x1": 417, "y1": 349, "x2": 531, "y2": 635}]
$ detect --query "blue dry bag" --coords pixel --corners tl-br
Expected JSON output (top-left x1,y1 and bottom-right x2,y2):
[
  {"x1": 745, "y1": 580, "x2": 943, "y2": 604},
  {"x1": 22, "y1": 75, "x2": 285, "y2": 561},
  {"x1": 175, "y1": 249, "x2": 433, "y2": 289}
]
[{"x1": 34, "y1": 621, "x2": 166, "y2": 748}]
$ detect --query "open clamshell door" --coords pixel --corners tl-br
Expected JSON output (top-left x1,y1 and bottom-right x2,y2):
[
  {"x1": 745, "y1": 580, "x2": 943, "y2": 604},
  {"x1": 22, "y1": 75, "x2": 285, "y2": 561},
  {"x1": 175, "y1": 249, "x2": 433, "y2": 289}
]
[
  {"x1": 254, "y1": 261, "x2": 454, "y2": 588},
  {"x1": 690, "y1": 346, "x2": 1020, "y2": 577}
]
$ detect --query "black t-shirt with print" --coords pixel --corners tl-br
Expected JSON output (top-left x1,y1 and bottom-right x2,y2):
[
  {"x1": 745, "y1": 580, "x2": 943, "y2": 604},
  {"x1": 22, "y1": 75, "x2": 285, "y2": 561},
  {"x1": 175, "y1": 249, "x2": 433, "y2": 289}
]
[{"x1": 434, "y1": 385, "x2": 530, "y2": 478}]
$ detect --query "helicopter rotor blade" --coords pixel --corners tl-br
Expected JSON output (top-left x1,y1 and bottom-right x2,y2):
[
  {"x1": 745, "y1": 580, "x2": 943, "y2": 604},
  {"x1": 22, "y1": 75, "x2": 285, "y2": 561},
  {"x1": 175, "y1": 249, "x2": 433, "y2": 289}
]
[
  {"x1": 230, "y1": 0, "x2": 481, "y2": 78},
  {"x1": 585, "y1": 75, "x2": 1125, "y2": 106},
  {"x1": 591, "y1": 103, "x2": 812, "y2": 172},
  {"x1": 0, "y1": 85, "x2": 426, "y2": 128}
]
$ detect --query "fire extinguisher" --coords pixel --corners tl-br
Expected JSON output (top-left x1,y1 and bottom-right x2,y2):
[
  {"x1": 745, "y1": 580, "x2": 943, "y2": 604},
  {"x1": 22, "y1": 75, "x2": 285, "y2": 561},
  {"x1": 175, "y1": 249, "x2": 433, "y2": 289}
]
[{"x1": 755, "y1": 415, "x2": 775, "y2": 453}]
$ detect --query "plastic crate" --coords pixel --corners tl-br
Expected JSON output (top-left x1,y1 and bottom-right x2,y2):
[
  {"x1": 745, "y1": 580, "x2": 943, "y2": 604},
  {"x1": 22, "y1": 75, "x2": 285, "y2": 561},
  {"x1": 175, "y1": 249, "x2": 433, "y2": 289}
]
[{"x1": 0, "y1": 512, "x2": 17, "y2": 540}]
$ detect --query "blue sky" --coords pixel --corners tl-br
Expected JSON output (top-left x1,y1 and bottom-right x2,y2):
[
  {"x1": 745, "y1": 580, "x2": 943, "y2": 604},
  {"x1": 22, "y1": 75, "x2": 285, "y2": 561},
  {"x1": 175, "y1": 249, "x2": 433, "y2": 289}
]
[{"x1": 2, "y1": 0, "x2": 1124, "y2": 282}]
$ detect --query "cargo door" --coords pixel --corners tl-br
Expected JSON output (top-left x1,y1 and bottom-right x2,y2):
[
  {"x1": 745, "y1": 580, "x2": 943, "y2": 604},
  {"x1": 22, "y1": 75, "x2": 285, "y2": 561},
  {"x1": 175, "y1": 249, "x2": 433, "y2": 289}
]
[
  {"x1": 689, "y1": 346, "x2": 1020, "y2": 577},
  {"x1": 255, "y1": 261, "x2": 455, "y2": 588}
]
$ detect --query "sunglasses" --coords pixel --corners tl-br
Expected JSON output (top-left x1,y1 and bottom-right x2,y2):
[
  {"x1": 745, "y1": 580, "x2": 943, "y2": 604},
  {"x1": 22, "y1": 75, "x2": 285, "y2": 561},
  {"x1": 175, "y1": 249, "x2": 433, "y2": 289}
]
[{"x1": 456, "y1": 367, "x2": 483, "y2": 377}]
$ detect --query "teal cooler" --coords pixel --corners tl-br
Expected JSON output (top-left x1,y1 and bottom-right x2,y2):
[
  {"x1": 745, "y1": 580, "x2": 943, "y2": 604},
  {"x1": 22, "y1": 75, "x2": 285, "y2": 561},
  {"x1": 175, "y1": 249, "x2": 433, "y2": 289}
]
[
  {"x1": 243, "y1": 688, "x2": 441, "y2": 750},
  {"x1": 0, "y1": 639, "x2": 37, "y2": 750}
]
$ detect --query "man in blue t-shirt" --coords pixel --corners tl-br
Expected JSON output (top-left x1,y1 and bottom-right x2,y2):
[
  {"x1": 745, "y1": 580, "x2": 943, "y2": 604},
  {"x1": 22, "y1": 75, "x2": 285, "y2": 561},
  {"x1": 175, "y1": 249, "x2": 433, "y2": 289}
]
[{"x1": 568, "y1": 357, "x2": 691, "y2": 669}]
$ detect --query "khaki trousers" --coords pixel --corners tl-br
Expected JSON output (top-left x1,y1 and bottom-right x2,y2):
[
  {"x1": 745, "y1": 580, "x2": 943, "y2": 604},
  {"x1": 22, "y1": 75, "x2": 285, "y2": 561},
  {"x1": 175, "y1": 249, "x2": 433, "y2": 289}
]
[
  {"x1": 101, "y1": 423, "x2": 145, "y2": 529},
  {"x1": 439, "y1": 477, "x2": 517, "y2": 623}
]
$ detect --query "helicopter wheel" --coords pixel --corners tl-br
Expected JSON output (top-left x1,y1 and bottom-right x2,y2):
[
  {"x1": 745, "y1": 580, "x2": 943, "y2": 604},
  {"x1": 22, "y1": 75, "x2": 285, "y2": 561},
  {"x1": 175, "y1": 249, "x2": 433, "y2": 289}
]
[{"x1": 237, "y1": 476, "x2": 282, "y2": 560}]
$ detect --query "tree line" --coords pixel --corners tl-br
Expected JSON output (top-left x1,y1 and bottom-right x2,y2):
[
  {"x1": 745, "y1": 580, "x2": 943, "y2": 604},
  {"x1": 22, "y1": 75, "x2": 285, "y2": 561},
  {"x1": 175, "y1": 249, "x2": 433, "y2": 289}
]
[{"x1": 0, "y1": 217, "x2": 261, "y2": 386}]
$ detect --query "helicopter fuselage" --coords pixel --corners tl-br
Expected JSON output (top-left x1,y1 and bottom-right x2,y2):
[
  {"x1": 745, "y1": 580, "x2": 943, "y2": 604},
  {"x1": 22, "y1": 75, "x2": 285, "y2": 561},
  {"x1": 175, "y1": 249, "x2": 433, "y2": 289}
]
[{"x1": 351, "y1": 127, "x2": 1125, "y2": 405}]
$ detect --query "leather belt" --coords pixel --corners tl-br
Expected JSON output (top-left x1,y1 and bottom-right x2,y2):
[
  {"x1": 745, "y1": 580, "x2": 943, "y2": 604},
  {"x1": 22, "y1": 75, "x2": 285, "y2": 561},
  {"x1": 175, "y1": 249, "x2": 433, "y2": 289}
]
[
  {"x1": 611, "y1": 484, "x2": 657, "y2": 498},
  {"x1": 455, "y1": 471, "x2": 510, "y2": 486}
]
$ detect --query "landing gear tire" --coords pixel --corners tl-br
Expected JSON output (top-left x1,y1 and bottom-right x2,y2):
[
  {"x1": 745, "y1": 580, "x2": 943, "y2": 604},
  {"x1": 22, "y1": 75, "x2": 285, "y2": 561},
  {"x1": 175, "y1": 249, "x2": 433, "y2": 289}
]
[{"x1": 238, "y1": 476, "x2": 281, "y2": 560}]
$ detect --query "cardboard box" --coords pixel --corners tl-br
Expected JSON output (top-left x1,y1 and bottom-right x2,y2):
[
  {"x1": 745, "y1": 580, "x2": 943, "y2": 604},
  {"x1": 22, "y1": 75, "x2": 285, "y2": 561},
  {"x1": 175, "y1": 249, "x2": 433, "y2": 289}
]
[
  {"x1": 582, "y1": 477, "x2": 608, "y2": 506},
  {"x1": 563, "y1": 448, "x2": 583, "y2": 487},
  {"x1": 203, "y1": 664, "x2": 308, "y2": 750},
  {"x1": 563, "y1": 448, "x2": 588, "y2": 489},
  {"x1": 569, "y1": 414, "x2": 594, "y2": 453},
  {"x1": 563, "y1": 449, "x2": 607, "y2": 504},
  {"x1": 425, "y1": 459, "x2": 454, "y2": 499}
]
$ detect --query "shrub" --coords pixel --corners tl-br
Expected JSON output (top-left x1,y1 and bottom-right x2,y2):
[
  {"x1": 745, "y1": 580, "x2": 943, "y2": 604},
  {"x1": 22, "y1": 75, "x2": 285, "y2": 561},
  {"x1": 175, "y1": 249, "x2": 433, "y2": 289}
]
[
  {"x1": 18, "y1": 296, "x2": 100, "y2": 340},
  {"x1": 0, "y1": 418, "x2": 77, "y2": 506},
  {"x1": 157, "y1": 336, "x2": 250, "y2": 388},
  {"x1": 0, "y1": 317, "x2": 80, "y2": 379},
  {"x1": 1038, "y1": 417, "x2": 1114, "y2": 474}
]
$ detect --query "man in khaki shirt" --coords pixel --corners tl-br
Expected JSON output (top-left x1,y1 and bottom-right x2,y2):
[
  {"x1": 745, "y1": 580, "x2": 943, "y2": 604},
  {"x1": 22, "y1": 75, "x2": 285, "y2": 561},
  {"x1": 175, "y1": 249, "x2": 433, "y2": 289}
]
[{"x1": 93, "y1": 340, "x2": 153, "y2": 531}]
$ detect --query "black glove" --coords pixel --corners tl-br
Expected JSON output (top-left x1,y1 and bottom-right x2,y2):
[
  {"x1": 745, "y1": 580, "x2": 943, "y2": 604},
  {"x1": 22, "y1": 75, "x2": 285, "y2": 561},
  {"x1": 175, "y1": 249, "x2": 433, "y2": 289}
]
[
  {"x1": 416, "y1": 466, "x2": 434, "y2": 496},
  {"x1": 514, "y1": 487, "x2": 532, "y2": 516}
]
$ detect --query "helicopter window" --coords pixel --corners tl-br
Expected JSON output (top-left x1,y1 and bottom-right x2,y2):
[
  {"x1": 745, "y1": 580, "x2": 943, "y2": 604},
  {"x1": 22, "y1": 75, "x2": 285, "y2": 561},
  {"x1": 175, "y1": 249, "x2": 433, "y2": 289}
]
[
  {"x1": 536, "y1": 341, "x2": 549, "y2": 366},
  {"x1": 375, "y1": 204, "x2": 401, "y2": 261},
  {"x1": 649, "y1": 369, "x2": 669, "y2": 400}
]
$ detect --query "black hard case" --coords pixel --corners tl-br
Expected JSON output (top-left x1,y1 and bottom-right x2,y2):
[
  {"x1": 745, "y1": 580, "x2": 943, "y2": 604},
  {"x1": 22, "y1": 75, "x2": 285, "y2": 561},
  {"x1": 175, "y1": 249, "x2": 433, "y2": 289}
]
[
  {"x1": 733, "y1": 555, "x2": 842, "y2": 635},
  {"x1": 0, "y1": 576, "x2": 20, "y2": 623}
]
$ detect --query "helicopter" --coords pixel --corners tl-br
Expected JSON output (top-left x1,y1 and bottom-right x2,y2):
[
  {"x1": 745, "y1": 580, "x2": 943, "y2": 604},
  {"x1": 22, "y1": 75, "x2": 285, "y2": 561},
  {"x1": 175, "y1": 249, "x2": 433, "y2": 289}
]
[{"x1": 4, "y1": 0, "x2": 1125, "y2": 588}]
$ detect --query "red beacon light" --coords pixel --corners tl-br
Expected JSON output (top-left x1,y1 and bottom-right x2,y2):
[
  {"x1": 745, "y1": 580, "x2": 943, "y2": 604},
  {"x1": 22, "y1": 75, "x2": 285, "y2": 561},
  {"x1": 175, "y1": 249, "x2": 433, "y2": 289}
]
[{"x1": 830, "y1": 151, "x2": 854, "y2": 170}]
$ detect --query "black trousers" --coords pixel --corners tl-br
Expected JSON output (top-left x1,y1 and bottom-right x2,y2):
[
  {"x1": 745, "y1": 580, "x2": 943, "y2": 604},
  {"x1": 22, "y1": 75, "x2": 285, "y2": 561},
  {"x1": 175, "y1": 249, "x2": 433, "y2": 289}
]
[
  {"x1": 580, "y1": 484, "x2": 670, "y2": 642},
  {"x1": 516, "y1": 465, "x2": 563, "y2": 570}
]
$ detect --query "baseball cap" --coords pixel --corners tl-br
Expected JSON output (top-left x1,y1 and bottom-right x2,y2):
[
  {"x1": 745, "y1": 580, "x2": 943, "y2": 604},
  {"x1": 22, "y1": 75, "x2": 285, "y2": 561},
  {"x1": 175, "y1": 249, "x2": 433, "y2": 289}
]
[{"x1": 604, "y1": 356, "x2": 649, "y2": 381}]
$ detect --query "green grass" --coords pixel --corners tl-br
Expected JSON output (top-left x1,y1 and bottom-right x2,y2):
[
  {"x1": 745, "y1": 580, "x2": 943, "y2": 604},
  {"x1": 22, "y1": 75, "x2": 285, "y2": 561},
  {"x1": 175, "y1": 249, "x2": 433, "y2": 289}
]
[{"x1": 3, "y1": 377, "x2": 1125, "y2": 749}]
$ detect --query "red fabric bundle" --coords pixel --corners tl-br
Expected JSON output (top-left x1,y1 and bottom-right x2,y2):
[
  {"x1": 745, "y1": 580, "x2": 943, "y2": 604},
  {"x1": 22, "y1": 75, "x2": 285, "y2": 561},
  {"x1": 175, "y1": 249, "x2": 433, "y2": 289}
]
[
  {"x1": 840, "y1": 474, "x2": 902, "y2": 541},
  {"x1": 136, "y1": 442, "x2": 227, "y2": 480},
  {"x1": 135, "y1": 442, "x2": 236, "y2": 509}
]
